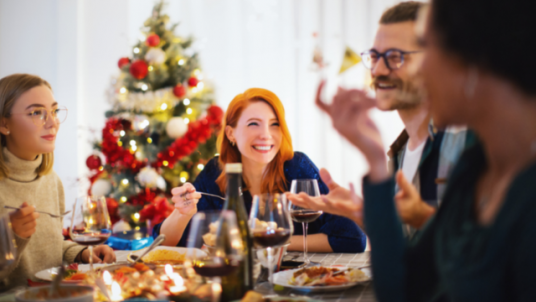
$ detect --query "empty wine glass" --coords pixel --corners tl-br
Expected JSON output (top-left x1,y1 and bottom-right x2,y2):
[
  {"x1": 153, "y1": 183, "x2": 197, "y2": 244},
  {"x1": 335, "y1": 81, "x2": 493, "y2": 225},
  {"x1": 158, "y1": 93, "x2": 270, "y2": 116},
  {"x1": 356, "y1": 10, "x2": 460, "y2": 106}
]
[
  {"x1": 249, "y1": 193, "x2": 293, "y2": 285},
  {"x1": 70, "y1": 195, "x2": 112, "y2": 272},
  {"x1": 0, "y1": 214, "x2": 16, "y2": 275},
  {"x1": 288, "y1": 179, "x2": 322, "y2": 267},
  {"x1": 185, "y1": 211, "x2": 243, "y2": 302}
]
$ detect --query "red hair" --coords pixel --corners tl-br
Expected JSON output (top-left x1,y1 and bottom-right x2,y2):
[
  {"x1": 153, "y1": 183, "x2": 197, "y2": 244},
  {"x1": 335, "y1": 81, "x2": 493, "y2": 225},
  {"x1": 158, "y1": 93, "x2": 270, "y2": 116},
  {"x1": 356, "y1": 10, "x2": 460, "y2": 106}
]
[{"x1": 216, "y1": 88, "x2": 294, "y2": 194}]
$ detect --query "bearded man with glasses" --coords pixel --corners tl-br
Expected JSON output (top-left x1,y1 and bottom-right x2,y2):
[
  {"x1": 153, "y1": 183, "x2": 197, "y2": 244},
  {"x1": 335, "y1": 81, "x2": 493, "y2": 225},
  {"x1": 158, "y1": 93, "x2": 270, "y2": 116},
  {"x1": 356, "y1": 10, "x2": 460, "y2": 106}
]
[{"x1": 288, "y1": 1, "x2": 475, "y2": 235}]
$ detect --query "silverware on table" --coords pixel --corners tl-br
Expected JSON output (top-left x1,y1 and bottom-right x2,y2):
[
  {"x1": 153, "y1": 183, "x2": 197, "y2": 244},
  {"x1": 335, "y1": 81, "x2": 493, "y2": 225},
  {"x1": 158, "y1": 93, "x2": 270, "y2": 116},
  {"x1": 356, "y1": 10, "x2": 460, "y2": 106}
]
[
  {"x1": 130, "y1": 234, "x2": 166, "y2": 266},
  {"x1": 198, "y1": 192, "x2": 225, "y2": 200},
  {"x1": 50, "y1": 262, "x2": 65, "y2": 297},
  {"x1": 3, "y1": 205, "x2": 71, "y2": 218}
]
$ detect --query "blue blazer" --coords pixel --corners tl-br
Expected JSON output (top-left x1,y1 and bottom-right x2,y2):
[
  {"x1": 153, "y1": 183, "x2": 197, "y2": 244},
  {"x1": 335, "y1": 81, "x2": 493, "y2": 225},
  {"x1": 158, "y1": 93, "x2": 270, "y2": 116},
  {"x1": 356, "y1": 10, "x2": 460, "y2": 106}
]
[{"x1": 153, "y1": 152, "x2": 366, "y2": 253}]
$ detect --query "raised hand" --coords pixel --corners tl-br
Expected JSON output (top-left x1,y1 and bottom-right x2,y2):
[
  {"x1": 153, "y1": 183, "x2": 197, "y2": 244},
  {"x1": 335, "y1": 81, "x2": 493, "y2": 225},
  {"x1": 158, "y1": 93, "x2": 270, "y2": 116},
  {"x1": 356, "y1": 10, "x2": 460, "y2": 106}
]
[
  {"x1": 286, "y1": 168, "x2": 365, "y2": 229},
  {"x1": 171, "y1": 182, "x2": 202, "y2": 216},
  {"x1": 316, "y1": 81, "x2": 388, "y2": 182},
  {"x1": 9, "y1": 202, "x2": 39, "y2": 239},
  {"x1": 394, "y1": 171, "x2": 435, "y2": 229}
]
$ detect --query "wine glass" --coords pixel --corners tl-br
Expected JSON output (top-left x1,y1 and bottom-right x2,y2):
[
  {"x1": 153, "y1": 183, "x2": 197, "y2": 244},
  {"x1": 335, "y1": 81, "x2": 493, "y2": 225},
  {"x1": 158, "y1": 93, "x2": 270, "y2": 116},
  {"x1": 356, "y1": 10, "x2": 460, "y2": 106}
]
[
  {"x1": 0, "y1": 214, "x2": 16, "y2": 275},
  {"x1": 185, "y1": 211, "x2": 243, "y2": 302},
  {"x1": 288, "y1": 179, "x2": 322, "y2": 267},
  {"x1": 70, "y1": 195, "x2": 112, "y2": 272},
  {"x1": 249, "y1": 193, "x2": 293, "y2": 285}
]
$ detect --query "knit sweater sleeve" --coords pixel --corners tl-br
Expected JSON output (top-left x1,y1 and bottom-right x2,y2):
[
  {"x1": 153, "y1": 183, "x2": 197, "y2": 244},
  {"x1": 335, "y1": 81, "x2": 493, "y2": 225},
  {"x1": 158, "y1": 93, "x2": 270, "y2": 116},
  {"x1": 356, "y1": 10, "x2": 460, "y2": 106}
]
[{"x1": 55, "y1": 175, "x2": 85, "y2": 263}]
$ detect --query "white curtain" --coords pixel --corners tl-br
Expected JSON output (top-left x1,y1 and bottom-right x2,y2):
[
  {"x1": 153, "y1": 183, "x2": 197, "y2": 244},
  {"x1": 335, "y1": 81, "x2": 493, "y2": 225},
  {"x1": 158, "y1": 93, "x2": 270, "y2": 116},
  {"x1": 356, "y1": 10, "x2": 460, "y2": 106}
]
[{"x1": 0, "y1": 0, "x2": 406, "y2": 214}]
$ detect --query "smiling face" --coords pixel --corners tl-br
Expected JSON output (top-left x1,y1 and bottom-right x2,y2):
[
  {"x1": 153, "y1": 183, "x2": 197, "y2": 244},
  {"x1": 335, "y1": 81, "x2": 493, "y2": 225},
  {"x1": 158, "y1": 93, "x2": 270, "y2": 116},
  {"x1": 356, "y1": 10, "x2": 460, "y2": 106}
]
[
  {"x1": 371, "y1": 21, "x2": 423, "y2": 111},
  {"x1": 0, "y1": 85, "x2": 60, "y2": 160},
  {"x1": 225, "y1": 100, "x2": 282, "y2": 168}
]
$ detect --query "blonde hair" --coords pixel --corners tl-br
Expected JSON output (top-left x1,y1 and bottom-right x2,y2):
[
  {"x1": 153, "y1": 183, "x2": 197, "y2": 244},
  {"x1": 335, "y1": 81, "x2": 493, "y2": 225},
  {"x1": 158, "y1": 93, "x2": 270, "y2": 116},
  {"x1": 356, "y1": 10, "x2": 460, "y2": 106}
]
[{"x1": 0, "y1": 74, "x2": 55, "y2": 180}]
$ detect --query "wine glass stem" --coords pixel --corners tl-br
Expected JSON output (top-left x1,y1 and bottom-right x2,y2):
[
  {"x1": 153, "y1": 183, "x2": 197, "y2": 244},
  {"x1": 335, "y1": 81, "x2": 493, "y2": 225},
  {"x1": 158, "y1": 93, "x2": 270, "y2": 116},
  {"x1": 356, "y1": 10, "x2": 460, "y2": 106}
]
[
  {"x1": 267, "y1": 247, "x2": 274, "y2": 285},
  {"x1": 88, "y1": 245, "x2": 94, "y2": 271},
  {"x1": 302, "y1": 222, "x2": 309, "y2": 265},
  {"x1": 211, "y1": 276, "x2": 221, "y2": 302}
]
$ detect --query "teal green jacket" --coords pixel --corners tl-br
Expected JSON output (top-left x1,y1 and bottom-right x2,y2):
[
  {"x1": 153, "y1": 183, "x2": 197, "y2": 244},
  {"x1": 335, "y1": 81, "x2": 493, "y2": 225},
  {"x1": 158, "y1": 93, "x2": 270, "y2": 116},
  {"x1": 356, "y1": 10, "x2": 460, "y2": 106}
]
[{"x1": 364, "y1": 141, "x2": 536, "y2": 302}]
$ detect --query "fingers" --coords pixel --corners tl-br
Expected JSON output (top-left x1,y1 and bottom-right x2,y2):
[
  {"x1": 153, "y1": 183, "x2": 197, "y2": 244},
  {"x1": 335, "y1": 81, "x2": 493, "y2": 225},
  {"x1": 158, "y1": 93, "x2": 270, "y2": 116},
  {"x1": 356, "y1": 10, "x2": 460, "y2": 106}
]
[
  {"x1": 395, "y1": 171, "x2": 418, "y2": 197},
  {"x1": 315, "y1": 80, "x2": 330, "y2": 114},
  {"x1": 171, "y1": 183, "x2": 196, "y2": 196},
  {"x1": 319, "y1": 168, "x2": 339, "y2": 190},
  {"x1": 95, "y1": 246, "x2": 116, "y2": 263}
]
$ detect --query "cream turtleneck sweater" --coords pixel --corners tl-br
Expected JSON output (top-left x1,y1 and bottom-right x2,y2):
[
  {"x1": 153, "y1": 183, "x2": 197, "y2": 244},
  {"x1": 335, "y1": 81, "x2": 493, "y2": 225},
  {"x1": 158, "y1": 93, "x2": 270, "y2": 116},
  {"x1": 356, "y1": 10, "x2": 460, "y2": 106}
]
[{"x1": 0, "y1": 148, "x2": 85, "y2": 291}]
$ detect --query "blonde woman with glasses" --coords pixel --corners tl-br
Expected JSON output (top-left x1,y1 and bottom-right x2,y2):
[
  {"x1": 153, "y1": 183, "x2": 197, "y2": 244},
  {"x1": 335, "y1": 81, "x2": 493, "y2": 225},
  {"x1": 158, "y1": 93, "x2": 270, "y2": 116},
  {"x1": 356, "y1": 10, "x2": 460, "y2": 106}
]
[{"x1": 0, "y1": 74, "x2": 115, "y2": 291}]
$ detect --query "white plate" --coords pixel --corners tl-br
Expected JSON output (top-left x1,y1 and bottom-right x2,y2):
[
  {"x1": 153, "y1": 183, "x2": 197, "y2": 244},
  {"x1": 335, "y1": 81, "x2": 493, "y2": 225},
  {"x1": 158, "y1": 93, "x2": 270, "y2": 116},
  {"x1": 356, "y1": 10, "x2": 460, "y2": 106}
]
[
  {"x1": 34, "y1": 264, "x2": 108, "y2": 282},
  {"x1": 127, "y1": 246, "x2": 206, "y2": 263},
  {"x1": 272, "y1": 266, "x2": 371, "y2": 293}
]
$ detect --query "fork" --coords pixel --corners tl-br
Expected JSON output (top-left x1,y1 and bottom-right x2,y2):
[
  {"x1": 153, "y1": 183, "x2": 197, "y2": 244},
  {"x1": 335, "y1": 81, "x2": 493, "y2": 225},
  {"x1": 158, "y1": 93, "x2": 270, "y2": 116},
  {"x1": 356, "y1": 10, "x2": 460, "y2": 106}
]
[{"x1": 3, "y1": 205, "x2": 71, "y2": 218}]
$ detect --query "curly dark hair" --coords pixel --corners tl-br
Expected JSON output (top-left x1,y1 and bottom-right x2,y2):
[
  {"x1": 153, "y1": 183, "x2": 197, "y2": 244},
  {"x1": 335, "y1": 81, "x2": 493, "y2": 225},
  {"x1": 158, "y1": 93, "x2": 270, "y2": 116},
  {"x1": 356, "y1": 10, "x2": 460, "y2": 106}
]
[
  {"x1": 380, "y1": 1, "x2": 425, "y2": 24},
  {"x1": 431, "y1": 0, "x2": 536, "y2": 96}
]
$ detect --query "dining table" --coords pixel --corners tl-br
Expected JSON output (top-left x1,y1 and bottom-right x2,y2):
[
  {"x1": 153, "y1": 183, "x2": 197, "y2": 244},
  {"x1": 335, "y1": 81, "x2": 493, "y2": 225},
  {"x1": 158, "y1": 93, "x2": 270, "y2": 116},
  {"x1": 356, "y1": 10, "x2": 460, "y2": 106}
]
[{"x1": 117, "y1": 249, "x2": 376, "y2": 302}]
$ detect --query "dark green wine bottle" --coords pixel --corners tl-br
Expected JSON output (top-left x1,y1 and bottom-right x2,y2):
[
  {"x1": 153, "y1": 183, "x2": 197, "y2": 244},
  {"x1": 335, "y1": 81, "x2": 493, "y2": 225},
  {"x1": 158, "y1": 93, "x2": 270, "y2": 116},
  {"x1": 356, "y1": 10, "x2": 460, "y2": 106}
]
[{"x1": 220, "y1": 163, "x2": 253, "y2": 302}]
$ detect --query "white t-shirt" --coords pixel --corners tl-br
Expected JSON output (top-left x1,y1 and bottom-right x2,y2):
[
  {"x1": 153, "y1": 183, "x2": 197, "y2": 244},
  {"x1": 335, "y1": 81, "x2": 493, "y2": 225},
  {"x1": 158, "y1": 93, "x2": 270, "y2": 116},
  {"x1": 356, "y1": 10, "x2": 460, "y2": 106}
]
[{"x1": 401, "y1": 140, "x2": 426, "y2": 183}]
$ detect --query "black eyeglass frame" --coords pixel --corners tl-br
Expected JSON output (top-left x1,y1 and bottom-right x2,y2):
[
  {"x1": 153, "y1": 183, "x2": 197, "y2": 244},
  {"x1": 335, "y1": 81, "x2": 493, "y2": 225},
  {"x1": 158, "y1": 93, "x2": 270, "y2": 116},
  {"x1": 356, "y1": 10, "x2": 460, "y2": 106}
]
[{"x1": 360, "y1": 48, "x2": 423, "y2": 71}]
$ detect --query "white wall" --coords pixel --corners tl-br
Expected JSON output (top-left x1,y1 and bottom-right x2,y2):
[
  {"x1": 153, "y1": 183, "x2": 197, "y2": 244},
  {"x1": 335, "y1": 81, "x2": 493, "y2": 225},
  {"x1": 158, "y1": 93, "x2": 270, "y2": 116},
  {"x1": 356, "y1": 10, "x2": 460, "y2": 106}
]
[{"x1": 0, "y1": 0, "x2": 405, "y2": 219}]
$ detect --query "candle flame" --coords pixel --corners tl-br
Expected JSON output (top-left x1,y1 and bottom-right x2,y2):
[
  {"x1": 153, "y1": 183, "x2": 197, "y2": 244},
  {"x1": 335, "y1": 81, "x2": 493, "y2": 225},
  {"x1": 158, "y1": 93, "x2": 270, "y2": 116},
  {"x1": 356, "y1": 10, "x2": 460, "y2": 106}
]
[
  {"x1": 103, "y1": 270, "x2": 112, "y2": 285},
  {"x1": 111, "y1": 281, "x2": 122, "y2": 300},
  {"x1": 165, "y1": 264, "x2": 173, "y2": 275}
]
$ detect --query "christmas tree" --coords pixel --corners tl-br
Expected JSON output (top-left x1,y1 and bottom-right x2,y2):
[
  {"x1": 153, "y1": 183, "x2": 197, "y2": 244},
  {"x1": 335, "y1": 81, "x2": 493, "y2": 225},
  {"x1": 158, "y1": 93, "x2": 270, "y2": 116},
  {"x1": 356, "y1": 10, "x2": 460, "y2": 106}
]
[{"x1": 86, "y1": 1, "x2": 223, "y2": 229}]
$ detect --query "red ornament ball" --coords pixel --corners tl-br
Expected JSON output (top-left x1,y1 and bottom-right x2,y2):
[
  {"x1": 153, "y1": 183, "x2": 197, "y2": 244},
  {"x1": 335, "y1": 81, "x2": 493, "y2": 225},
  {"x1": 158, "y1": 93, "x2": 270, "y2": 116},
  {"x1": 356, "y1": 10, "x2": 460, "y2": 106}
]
[
  {"x1": 130, "y1": 60, "x2": 148, "y2": 80},
  {"x1": 187, "y1": 76, "x2": 199, "y2": 87},
  {"x1": 117, "y1": 57, "x2": 130, "y2": 68},
  {"x1": 86, "y1": 155, "x2": 102, "y2": 170},
  {"x1": 146, "y1": 34, "x2": 160, "y2": 47},
  {"x1": 173, "y1": 84, "x2": 186, "y2": 98}
]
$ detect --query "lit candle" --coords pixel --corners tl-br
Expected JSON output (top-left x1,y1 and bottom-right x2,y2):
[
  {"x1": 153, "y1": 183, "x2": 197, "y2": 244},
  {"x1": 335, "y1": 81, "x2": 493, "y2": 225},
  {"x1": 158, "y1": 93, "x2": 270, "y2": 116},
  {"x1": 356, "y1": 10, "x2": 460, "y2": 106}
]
[
  {"x1": 165, "y1": 264, "x2": 186, "y2": 294},
  {"x1": 111, "y1": 281, "x2": 123, "y2": 301},
  {"x1": 103, "y1": 271, "x2": 112, "y2": 286}
]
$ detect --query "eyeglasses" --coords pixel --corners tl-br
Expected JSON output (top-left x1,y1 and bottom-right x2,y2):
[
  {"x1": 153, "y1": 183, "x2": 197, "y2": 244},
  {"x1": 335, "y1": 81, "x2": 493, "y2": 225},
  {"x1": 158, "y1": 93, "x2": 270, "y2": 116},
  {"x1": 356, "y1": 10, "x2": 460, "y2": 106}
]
[
  {"x1": 10, "y1": 107, "x2": 68, "y2": 127},
  {"x1": 360, "y1": 49, "x2": 423, "y2": 71}
]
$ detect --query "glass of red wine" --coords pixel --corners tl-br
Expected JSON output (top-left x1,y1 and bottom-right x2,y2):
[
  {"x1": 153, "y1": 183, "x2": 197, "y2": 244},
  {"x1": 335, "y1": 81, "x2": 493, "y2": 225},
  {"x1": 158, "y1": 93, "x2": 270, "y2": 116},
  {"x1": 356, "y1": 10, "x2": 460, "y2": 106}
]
[
  {"x1": 69, "y1": 195, "x2": 112, "y2": 272},
  {"x1": 185, "y1": 210, "x2": 243, "y2": 302},
  {"x1": 249, "y1": 193, "x2": 293, "y2": 284},
  {"x1": 288, "y1": 179, "x2": 322, "y2": 267}
]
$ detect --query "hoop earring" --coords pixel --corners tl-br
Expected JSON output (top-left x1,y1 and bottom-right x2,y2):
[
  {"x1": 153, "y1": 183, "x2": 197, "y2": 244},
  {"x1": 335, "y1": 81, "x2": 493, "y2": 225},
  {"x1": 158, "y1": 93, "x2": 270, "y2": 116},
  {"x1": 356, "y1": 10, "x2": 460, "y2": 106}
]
[{"x1": 464, "y1": 68, "x2": 479, "y2": 99}]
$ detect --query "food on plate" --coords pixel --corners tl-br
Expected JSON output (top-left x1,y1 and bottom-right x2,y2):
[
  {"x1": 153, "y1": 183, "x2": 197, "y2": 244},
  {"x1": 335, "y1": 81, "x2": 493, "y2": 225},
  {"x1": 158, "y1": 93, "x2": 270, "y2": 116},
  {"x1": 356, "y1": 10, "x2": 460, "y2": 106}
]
[
  {"x1": 289, "y1": 266, "x2": 368, "y2": 286},
  {"x1": 141, "y1": 249, "x2": 186, "y2": 265},
  {"x1": 202, "y1": 221, "x2": 219, "y2": 246}
]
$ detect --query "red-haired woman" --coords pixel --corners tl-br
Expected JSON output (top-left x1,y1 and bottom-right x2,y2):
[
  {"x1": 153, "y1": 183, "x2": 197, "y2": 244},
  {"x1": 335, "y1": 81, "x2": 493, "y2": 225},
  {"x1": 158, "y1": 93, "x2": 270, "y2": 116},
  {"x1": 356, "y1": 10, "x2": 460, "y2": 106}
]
[{"x1": 154, "y1": 88, "x2": 366, "y2": 253}]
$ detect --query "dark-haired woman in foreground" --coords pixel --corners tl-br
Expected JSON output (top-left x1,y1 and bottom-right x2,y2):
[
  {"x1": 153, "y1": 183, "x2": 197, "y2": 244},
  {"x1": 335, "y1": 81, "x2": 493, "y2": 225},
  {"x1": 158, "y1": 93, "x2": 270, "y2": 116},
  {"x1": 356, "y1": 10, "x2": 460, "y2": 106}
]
[{"x1": 300, "y1": 1, "x2": 536, "y2": 301}]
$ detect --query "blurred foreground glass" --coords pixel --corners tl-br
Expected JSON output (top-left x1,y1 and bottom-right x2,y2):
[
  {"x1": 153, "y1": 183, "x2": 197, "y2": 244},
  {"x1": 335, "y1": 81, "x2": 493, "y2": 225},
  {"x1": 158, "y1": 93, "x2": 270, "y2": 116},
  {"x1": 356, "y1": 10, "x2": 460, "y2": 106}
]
[
  {"x1": 0, "y1": 214, "x2": 16, "y2": 275},
  {"x1": 249, "y1": 193, "x2": 293, "y2": 284},
  {"x1": 70, "y1": 195, "x2": 112, "y2": 272},
  {"x1": 289, "y1": 179, "x2": 322, "y2": 267},
  {"x1": 185, "y1": 211, "x2": 243, "y2": 302}
]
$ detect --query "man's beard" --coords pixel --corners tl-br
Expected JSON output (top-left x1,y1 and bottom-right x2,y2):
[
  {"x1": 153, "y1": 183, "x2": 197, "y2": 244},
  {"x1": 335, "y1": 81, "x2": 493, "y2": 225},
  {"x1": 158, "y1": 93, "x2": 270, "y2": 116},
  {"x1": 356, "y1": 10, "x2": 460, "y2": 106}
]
[{"x1": 371, "y1": 75, "x2": 422, "y2": 110}]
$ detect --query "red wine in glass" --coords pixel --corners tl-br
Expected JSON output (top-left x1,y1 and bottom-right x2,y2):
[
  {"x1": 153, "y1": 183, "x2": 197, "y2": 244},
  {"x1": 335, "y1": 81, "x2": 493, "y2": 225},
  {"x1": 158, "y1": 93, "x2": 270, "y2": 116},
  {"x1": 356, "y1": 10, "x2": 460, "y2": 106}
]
[
  {"x1": 71, "y1": 234, "x2": 110, "y2": 246},
  {"x1": 291, "y1": 210, "x2": 322, "y2": 223},
  {"x1": 192, "y1": 257, "x2": 240, "y2": 277},
  {"x1": 252, "y1": 229, "x2": 291, "y2": 249}
]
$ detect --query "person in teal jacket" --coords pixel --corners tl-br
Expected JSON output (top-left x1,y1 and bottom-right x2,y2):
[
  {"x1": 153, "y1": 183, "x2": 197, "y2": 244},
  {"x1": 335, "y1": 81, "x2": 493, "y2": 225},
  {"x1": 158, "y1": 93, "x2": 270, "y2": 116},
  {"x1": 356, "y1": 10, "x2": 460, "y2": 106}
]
[{"x1": 290, "y1": 0, "x2": 536, "y2": 300}]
